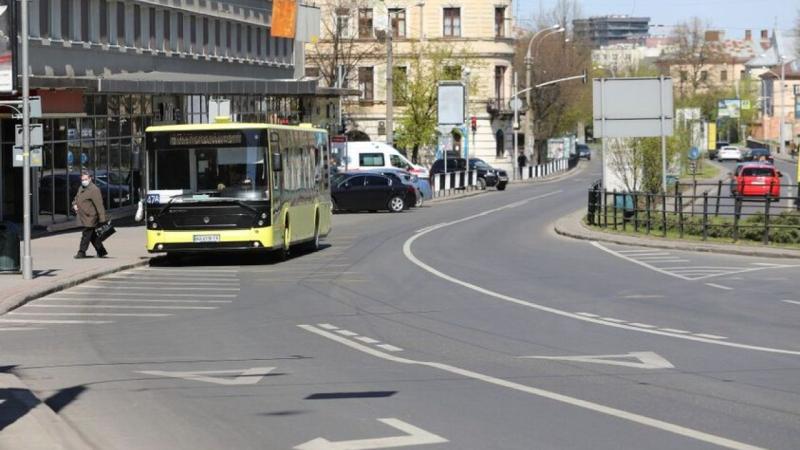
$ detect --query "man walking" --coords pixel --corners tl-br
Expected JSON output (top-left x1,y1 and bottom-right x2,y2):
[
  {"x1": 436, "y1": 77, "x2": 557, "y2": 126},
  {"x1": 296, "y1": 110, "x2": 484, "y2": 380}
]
[
  {"x1": 72, "y1": 171, "x2": 108, "y2": 258},
  {"x1": 517, "y1": 151, "x2": 528, "y2": 179}
]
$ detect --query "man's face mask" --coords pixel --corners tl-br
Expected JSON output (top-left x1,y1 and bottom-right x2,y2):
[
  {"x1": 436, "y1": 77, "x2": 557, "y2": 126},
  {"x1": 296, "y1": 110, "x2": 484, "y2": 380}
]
[{"x1": 81, "y1": 178, "x2": 90, "y2": 187}]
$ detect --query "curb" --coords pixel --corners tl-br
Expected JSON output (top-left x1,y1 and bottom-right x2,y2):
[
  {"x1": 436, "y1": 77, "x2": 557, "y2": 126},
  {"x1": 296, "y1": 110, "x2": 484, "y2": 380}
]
[
  {"x1": 554, "y1": 209, "x2": 800, "y2": 259},
  {"x1": 0, "y1": 258, "x2": 153, "y2": 316}
]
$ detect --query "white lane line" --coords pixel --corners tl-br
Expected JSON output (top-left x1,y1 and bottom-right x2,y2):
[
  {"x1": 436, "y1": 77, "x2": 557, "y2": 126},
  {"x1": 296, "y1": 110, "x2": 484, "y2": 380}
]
[
  {"x1": 22, "y1": 304, "x2": 217, "y2": 310},
  {"x1": 335, "y1": 329, "x2": 359, "y2": 336},
  {"x1": 99, "y1": 278, "x2": 240, "y2": 285},
  {"x1": 55, "y1": 292, "x2": 237, "y2": 298},
  {"x1": 0, "y1": 327, "x2": 44, "y2": 331},
  {"x1": 600, "y1": 317, "x2": 626, "y2": 323},
  {"x1": 0, "y1": 319, "x2": 113, "y2": 324},
  {"x1": 694, "y1": 333, "x2": 727, "y2": 340},
  {"x1": 78, "y1": 286, "x2": 239, "y2": 291},
  {"x1": 753, "y1": 263, "x2": 783, "y2": 266},
  {"x1": 705, "y1": 283, "x2": 733, "y2": 291},
  {"x1": 576, "y1": 312, "x2": 599, "y2": 318},
  {"x1": 138, "y1": 268, "x2": 239, "y2": 273},
  {"x1": 105, "y1": 274, "x2": 239, "y2": 280},
  {"x1": 782, "y1": 300, "x2": 800, "y2": 306},
  {"x1": 659, "y1": 328, "x2": 690, "y2": 334},
  {"x1": 617, "y1": 249, "x2": 669, "y2": 254},
  {"x1": 299, "y1": 324, "x2": 764, "y2": 450},
  {"x1": 633, "y1": 255, "x2": 674, "y2": 259},
  {"x1": 402, "y1": 194, "x2": 800, "y2": 356},
  {"x1": 355, "y1": 336, "x2": 381, "y2": 344},
  {"x1": 591, "y1": 243, "x2": 692, "y2": 281},
  {"x1": 376, "y1": 344, "x2": 404, "y2": 352},
  {"x1": 90, "y1": 280, "x2": 239, "y2": 287},
  {"x1": 622, "y1": 295, "x2": 665, "y2": 299},
  {"x1": 649, "y1": 260, "x2": 691, "y2": 263},
  {"x1": 9, "y1": 312, "x2": 170, "y2": 317},
  {"x1": 41, "y1": 298, "x2": 232, "y2": 304},
  {"x1": 629, "y1": 323, "x2": 657, "y2": 329},
  {"x1": 317, "y1": 323, "x2": 339, "y2": 330}
]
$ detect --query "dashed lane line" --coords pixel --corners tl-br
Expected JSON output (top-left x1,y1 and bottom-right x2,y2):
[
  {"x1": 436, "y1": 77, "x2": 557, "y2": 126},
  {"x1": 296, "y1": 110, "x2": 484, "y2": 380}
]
[
  {"x1": 705, "y1": 283, "x2": 733, "y2": 291},
  {"x1": 299, "y1": 324, "x2": 765, "y2": 450},
  {"x1": 629, "y1": 323, "x2": 657, "y2": 329},
  {"x1": 402, "y1": 193, "x2": 799, "y2": 356},
  {"x1": 601, "y1": 317, "x2": 626, "y2": 323},
  {"x1": 782, "y1": 300, "x2": 800, "y2": 306},
  {"x1": 335, "y1": 329, "x2": 359, "y2": 336},
  {"x1": 694, "y1": 334, "x2": 728, "y2": 340},
  {"x1": 659, "y1": 328, "x2": 690, "y2": 334},
  {"x1": 356, "y1": 336, "x2": 381, "y2": 344}
]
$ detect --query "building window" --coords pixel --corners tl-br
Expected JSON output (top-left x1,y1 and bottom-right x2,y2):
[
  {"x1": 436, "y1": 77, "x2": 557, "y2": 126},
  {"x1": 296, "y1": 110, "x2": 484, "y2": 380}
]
[
  {"x1": 679, "y1": 70, "x2": 687, "y2": 82},
  {"x1": 163, "y1": 10, "x2": 171, "y2": 46},
  {"x1": 39, "y1": 0, "x2": 50, "y2": 38},
  {"x1": 99, "y1": 0, "x2": 108, "y2": 43},
  {"x1": 389, "y1": 9, "x2": 405, "y2": 38},
  {"x1": 443, "y1": 8, "x2": 460, "y2": 37},
  {"x1": 148, "y1": 7, "x2": 156, "y2": 49},
  {"x1": 61, "y1": 0, "x2": 71, "y2": 40},
  {"x1": 134, "y1": 5, "x2": 141, "y2": 46},
  {"x1": 246, "y1": 26, "x2": 252, "y2": 55},
  {"x1": 225, "y1": 21, "x2": 232, "y2": 54},
  {"x1": 190, "y1": 16, "x2": 197, "y2": 52},
  {"x1": 336, "y1": 13, "x2": 350, "y2": 38},
  {"x1": 256, "y1": 28, "x2": 262, "y2": 57},
  {"x1": 720, "y1": 70, "x2": 728, "y2": 82},
  {"x1": 358, "y1": 8, "x2": 373, "y2": 38},
  {"x1": 236, "y1": 23, "x2": 242, "y2": 53},
  {"x1": 700, "y1": 70, "x2": 708, "y2": 82},
  {"x1": 495, "y1": 66, "x2": 506, "y2": 101},
  {"x1": 393, "y1": 66, "x2": 407, "y2": 105},
  {"x1": 176, "y1": 12, "x2": 184, "y2": 52},
  {"x1": 359, "y1": 67, "x2": 374, "y2": 102},
  {"x1": 495, "y1": 7, "x2": 505, "y2": 38},
  {"x1": 496, "y1": 129, "x2": 505, "y2": 157},
  {"x1": 116, "y1": 2, "x2": 125, "y2": 43},
  {"x1": 203, "y1": 18, "x2": 209, "y2": 53},
  {"x1": 80, "y1": 0, "x2": 90, "y2": 42}
]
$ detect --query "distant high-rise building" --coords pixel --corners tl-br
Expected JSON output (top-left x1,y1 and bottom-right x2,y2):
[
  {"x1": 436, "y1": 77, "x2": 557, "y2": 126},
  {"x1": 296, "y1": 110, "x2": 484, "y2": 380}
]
[{"x1": 573, "y1": 16, "x2": 650, "y2": 47}]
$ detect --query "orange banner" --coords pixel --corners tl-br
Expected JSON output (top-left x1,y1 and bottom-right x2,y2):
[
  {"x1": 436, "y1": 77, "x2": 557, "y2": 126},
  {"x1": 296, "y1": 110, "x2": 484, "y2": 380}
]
[{"x1": 271, "y1": 0, "x2": 297, "y2": 39}]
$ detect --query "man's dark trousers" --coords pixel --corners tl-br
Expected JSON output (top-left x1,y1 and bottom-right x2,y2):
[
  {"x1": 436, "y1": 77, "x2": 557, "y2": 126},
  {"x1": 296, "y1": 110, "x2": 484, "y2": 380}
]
[{"x1": 79, "y1": 227, "x2": 106, "y2": 255}]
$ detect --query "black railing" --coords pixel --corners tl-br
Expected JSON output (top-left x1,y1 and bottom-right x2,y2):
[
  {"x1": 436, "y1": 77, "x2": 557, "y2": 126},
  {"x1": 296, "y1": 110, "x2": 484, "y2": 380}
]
[{"x1": 587, "y1": 181, "x2": 800, "y2": 246}]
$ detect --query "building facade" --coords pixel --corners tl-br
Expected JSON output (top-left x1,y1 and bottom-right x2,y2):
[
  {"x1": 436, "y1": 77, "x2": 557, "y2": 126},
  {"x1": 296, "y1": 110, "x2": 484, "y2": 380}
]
[
  {"x1": 0, "y1": 0, "x2": 325, "y2": 228},
  {"x1": 573, "y1": 16, "x2": 650, "y2": 48},
  {"x1": 304, "y1": 0, "x2": 516, "y2": 170}
]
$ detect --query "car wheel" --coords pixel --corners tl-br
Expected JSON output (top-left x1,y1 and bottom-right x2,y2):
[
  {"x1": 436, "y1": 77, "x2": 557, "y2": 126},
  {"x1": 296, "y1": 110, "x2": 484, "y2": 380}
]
[
  {"x1": 415, "y1": 196, "x2": 424, "y2": 207},
  {"x1": 497, "y1": 182, "x2": 507, "y2": 191},
  {"x1": 476, "y1": 177, "x2": 487, "y2": 190},
  {"x1": 388, "y1": 195, "x2": 405, "y2": 212}
]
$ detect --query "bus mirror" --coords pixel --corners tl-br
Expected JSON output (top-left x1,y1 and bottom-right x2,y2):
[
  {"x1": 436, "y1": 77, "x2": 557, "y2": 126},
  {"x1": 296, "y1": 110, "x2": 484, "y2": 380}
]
[{"x1": 272, "y1": 153, "x2": 283, "y2": 172}]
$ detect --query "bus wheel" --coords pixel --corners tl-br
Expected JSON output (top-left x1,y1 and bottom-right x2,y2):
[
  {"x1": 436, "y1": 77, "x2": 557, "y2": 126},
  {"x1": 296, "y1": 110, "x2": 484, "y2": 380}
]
[
  {"x1": 303, "y1": 214, "x2": 321, "y2": 252},
  {"x1": 388, "y1": 196, "x2": 405, "y2": 212},
  {"x1": 279, "y1": 221, "x2": 291, "y2": 260}
]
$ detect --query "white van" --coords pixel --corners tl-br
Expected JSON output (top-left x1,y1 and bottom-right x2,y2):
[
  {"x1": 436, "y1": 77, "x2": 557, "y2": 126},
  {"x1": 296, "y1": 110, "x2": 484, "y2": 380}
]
[{"x1": 334, "y1": 141, "x2": 429, "y2": 177}]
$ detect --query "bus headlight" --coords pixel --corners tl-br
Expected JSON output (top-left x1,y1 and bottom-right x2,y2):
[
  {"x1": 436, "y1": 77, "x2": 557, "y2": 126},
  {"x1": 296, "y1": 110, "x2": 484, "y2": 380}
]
[
  {"x1": 260, "y1": 212, "x2": 267, "y2": 219},
  {"x1": 257, "y1": 220, "x2": 264, "y2": 226},
  {"x1": 148, "y1": 215, "x2": 155, "y2": 222},
  {"x1": 150, "y1": 222, "x2": 158, "y2": 229}
]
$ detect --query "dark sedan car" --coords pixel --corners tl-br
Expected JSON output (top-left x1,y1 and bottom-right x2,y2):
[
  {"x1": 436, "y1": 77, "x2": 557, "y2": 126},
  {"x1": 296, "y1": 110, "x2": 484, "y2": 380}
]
[
  {"x1": 576, "y1": 144, "x2": 591, "y2": 160},
  {"x1": 744, "y1": 148, "x2": 773, "y2": 163},
  {"x1": 468, "y1": 158, "x2": 508, "y2": 190},
  {"x1": 331, "y1": 173, "x2": 416, "y2": 213}
]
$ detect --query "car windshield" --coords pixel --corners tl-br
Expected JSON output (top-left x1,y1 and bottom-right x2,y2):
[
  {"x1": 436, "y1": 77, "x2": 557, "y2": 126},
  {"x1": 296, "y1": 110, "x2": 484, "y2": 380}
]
[
  {"x1": 470, "y1": 160, "x2": 491, "y2": 170},
  {"x1": 751, "y1": 149, "x2": 769, "y2": 156}
]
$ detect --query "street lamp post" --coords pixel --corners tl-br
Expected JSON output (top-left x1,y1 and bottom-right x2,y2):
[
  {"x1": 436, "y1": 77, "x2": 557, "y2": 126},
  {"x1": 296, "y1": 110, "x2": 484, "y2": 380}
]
[
  {"x1": 21, "y1": 0, "x2": 32, "y2": 279},
  {"x1": 779, "y1": 54, "x2": 786, "y2": 156},
  {"x1": 524, "y1": 25, "x2": 563, "y2": 164}
]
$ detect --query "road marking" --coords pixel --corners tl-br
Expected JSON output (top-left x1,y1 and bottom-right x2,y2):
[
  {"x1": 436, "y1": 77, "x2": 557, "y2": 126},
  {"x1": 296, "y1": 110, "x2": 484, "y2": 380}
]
[
  {"x1": 601, "y1": 317, "x2": 626, "y2": 323},
  {"x1": 782, "y1": 300, "x2": 800, "y2": 306},
  {"x1": 103, "y1": 275, "x2": 239, "y2": 282},
  {"x1": 9, "y1": 312, "x2": 171, "y2": 317},
  {"x1": 402, "y1": 194, "x2": 800, "y2": 356},
  {"x1": 356, "y1": 336, "x2": 381, "y2": 344},
  {"x1": 753, "y1": 263, "x2": 783, "y2": 266},
  {"x1": 591, "y1": 243, "x2": 692, "y2": 280},
  {"x1": 694, "y1": 333, "x2": 727, "y2": 340},
  {"x1": 618, "y1": 249, "x2": 669, "y2": 254},
  {"x1": 78, "y1": 285, "x2": 239, "y2": 291},
  {"x1": 622, "y1": 295, "x2": 665, "y2": 299},
  {"x1": 138, "y1": 268, "x2": 239, "y2": 274},
  {"x1": 0, "y1": 327, "x2": 43, "y2": 331},
  {"x1": 58, "y1": 291, "x2": 237, "y2": 298},
  {"x1": 705, "y1": 283, "x2": 733, "y2": 291},
  {"x1": 335, "y1": 329, "x2": 359, "y2": 336},
  {"x1": 138, "y1": 367, "x2": 275, "y2": 385},
  {"x1": 659, "y1": 328, "x2": 690, "y2": 334},
  {"x1": 519, "y1": 351, "x2": 674, "y2": 370},
  {"x1": 93, "y1": 280, "x2": 240, "y2": 286},
  {"x1": 576, "y1": 312, "x2": 599, "y2": 318},
  {"x1": 629, "y1": 323, "x2": 657, "y2": 329},
  {"x1": 0, "y1": 319, "x2": 113, "y2": 324},
  {"x1": 318, "y1": 323, "x2": 339, "y2": 330},
  {"x1": 294, "y1": 418, "x2": 448, "y2": 450},
  {"x1": 23, "y1": 304, "x2": 218, "y2": 310},
  {"x1": 376, "y1": 344, "x2": 404, "y2": 352},
  {"x1": 41, "y1": 297, "x2": 232, "y2": 304},
  {"x1": 300, "y1": 324, "x2": 764, "y2": 450}
]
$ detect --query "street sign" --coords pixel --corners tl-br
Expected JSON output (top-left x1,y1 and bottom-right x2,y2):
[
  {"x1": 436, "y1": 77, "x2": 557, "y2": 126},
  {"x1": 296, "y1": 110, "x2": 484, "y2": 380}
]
[
  {"x1": 509, "y1": 98, "x2": 522, "y2": 110},
  {"x1": 14, "y1": 123, "x2": 42, "y2": 147},
  {"x1": 12, "y1": 146, "x2": 42, "y2": 167},
  {"x1": 592, "y1": 77, "x2": 674, "y2": 138},
  {"x1": 437, "y1": 82, "x2": 465, "y2": 125},
  {"x1": 688, "y1": 146, "x2": 700, "y2": 160}
]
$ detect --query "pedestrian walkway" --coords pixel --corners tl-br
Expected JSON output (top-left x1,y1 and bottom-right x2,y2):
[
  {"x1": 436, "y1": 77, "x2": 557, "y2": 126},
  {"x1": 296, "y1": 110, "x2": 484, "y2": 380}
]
[{"x1": 0, "y1": 225, "x2": 151, "y2": 315}]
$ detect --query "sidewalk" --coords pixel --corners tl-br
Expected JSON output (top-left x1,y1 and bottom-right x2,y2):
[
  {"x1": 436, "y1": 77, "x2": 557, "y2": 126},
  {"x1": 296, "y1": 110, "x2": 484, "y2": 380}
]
[
  {"x1": 0, "y1": 225, "x2": 151, "y2": 315},
  {"x1": 554, "y1": 208, "x2": 800, "y2": 259}
]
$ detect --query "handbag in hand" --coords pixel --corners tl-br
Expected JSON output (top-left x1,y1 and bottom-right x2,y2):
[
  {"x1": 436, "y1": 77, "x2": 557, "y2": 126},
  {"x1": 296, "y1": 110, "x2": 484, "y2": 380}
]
[{"x1": 95, "y1": 221, "x2": 116, "y2": 242}]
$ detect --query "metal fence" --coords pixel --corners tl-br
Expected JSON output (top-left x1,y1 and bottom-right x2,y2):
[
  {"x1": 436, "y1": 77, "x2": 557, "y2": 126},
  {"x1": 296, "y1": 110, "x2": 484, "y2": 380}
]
[
  {"x1": 430, "y1": 158, "x2": 575, "y2": 198},
  {"x1": 587, "y1": 180, "x2": 800, "y2": 245}
]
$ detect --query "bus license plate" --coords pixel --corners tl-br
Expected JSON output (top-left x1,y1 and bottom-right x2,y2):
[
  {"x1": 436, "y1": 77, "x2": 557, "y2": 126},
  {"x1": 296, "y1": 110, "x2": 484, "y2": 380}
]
[{"x1": 193, "y1": 234, "x2": 220, "y2": 243}]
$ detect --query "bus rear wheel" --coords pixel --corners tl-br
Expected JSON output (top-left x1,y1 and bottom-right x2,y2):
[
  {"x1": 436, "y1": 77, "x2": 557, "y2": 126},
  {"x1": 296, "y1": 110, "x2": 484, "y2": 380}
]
[
  {"x1": 279, "y1": 221, "x2": 291, "y2": 260},
  {"x1": 301, "y1": 214, "x2": 321, "y2": 252}
]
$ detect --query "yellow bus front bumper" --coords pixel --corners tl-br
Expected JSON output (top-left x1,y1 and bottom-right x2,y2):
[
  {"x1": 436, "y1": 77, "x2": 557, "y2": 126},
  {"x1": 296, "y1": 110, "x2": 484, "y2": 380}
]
[{"x1": 146, "y1": 227, "x2": 275, "y2": 252}]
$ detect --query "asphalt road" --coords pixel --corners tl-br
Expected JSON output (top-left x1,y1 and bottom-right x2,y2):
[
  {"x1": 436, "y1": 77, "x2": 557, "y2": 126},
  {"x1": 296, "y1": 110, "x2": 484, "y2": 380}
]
[{"x1": 2, "y1": 160, "x2": 800, "y2": 450}]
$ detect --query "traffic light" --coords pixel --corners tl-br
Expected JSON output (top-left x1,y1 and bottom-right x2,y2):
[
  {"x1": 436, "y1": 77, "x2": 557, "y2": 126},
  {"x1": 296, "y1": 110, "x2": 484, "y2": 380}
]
[{"x1": 470, "y1": 116, "x2": 477, "y2": 132}]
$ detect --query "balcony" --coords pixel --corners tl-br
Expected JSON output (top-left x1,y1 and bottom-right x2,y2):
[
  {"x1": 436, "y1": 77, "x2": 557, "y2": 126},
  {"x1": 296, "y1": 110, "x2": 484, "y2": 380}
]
[{"x1": 486, "y1": 98, "x2": 514, "y2": 117}]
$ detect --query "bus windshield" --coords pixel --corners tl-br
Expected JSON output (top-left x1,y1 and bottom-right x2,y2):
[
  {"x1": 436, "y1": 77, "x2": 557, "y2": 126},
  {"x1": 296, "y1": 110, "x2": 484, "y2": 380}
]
[{"x1": 153, "y1": 146, "x2": 268, "y2": 200}]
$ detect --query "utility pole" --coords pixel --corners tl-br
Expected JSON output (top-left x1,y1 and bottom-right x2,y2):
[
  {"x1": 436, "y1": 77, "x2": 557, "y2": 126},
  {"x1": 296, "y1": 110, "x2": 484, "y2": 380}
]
[
  {"x1": 512, "y1": 72, "x2": 518, "y2": 180},
  {"x1": 385, "y1": 13, "x2": 393, "y2": 146},
  {"x1": 21, "y1": 0, "x2": 33, "y2": 279},
  {"x1": 779, "y1": 54, "x2": 786, "y2": 156}
]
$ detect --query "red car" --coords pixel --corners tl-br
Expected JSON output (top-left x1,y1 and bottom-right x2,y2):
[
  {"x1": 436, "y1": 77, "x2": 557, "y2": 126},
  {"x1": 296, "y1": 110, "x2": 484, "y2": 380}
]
[{"x1": 734, "y1": 163, "x2": 782, "y2": 199}]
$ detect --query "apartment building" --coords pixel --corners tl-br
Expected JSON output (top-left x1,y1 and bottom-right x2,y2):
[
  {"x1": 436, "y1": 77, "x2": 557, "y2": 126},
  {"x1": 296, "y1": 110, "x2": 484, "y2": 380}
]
[
  {"x1": 0, "y1": 0, "x2": 323, "y2": 227},
  {"x1": 305, "y1": 0, "x2": 516, "y2": 169}
]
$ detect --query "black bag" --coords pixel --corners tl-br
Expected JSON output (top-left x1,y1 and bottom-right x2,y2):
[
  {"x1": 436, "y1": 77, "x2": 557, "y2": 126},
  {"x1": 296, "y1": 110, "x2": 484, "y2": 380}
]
[{"x1": 95, "y1": 221, "x2": 116, "y2": 242}]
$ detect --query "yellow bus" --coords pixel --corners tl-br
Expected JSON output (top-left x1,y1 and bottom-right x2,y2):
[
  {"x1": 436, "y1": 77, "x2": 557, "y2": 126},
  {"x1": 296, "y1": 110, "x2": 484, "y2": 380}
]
[{"x1": 143, "y1": 119, "x2": 332, "y2": 257}]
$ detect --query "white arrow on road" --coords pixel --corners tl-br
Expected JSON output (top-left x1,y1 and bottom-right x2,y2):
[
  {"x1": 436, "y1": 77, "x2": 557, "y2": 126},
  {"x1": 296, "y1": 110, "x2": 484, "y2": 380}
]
[
  {"x1": 294, "y1": 418, "x2": 448, "y2": 450},
  {"x1": 518, "y1": 351, "x2": 674, "y2": 369},
  {"x1": 137, "y1": 367, "x2": 275, "y2": 385}
]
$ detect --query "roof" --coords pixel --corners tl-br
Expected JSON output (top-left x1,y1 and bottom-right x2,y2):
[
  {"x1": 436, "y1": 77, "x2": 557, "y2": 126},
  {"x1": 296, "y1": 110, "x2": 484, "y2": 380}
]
[
  {"x1": 145, "y1": 122, "x2": 326, "y2": 133},
  {"x1": 30, "y1": 71, "x2": 319, "y2": 95},
  {"x1": 746, "y1": 31, "x2": 798, "y2": 67}
]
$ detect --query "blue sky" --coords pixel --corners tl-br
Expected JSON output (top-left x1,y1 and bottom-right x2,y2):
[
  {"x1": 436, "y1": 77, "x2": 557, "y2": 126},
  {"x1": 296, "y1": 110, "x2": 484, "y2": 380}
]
[{"x1": 517, "y1": 0, "x2": 797, "y2": 36}]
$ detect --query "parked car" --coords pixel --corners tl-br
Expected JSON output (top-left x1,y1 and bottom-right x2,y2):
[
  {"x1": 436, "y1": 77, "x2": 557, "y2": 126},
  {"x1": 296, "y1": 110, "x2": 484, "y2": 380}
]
[
  {"x1": 743, "y1": 148, "x2": 773, "y2": 163},
  {"x1": 361, "y1": 168, "x2": 425, "y2": 207},
  {"x1": 334, "y1": 141, "x2": 428, "y2": 178},
  {"x1": 718, "y1": 146, "x2": 742, "y2": 162},
  {"x1": 331, "y1": 172, "x2": 416, "y2": 212},
  {"x1": 430, "y1": 158, "x2": 467, "y2": 176},
  {"x1": 576, "y1": 144, "x2": 591, "y2": 160},
  {"x1": 732, "y1": 163, "x2": 782, "y2": 200},
  {"x1": 468, "y1": 158, "x2": 508, "y2": 190}
]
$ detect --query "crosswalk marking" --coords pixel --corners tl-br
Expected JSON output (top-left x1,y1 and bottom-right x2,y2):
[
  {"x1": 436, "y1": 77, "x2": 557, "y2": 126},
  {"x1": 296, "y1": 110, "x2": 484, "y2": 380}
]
[
  {"x1": 42, "y1": 297, "x2": 232, "y2": 304},
  {"x1": 23, "y1": 304, "x2": 218, "y2": 310},
  {"x1": 376, "y1": 344, "x2": 404, "y2": 352},
  {"x1": 0, "y1": 319, "x2": 114, "y2": 324},
  {"x1": 78, "y1": 285, "x2": 239, "y2": 291},
  {"x1": 9, "y1": 312, "x2": 171, "y2": 317},
  {"x1": 90, "y1": 280, "x2": 240, "y2": 287},
  {"x1": 54, "y1": 292, "x2": 237, "y2": 298},
  {"x1": 100, "y1": 276, "x2": 240, "y2": 284}
]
